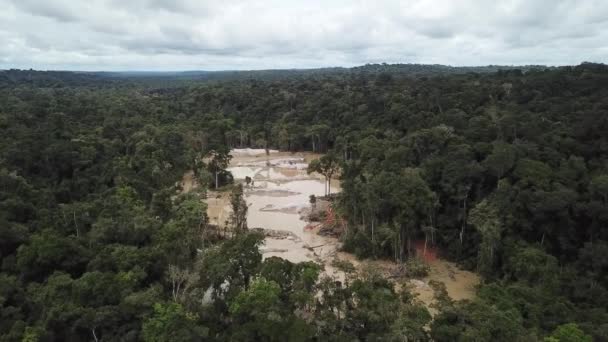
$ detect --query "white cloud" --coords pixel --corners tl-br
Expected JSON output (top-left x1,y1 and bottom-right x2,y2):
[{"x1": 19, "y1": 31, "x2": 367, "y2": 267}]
[{"x1": 0, "y1": 0, "x2": 606, "y2": 70}]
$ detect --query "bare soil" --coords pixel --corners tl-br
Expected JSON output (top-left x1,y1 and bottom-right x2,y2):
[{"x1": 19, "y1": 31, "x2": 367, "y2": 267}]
[{"x1": 182, "y1": 148, "x2": 480, "y2": 314}]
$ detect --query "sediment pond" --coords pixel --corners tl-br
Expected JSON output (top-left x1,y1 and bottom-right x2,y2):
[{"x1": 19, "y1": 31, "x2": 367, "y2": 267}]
[
  {"x1": 226, "y1": 149, "x2": 344, "y2": 277},
  {"x1": 198, "y1": 148, "x2": 479, "y2": 310}
]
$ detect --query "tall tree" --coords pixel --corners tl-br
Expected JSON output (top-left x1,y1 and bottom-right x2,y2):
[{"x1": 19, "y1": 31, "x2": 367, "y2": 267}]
[
  {"x1": 206, "y1": 149, "x2": 232, "y2": 189},
  {"x1": 307, "y1": 153, "x2": 340, "y2": 196}
]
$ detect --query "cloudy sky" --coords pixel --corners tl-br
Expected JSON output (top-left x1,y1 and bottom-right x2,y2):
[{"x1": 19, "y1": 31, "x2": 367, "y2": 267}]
[{"x1": 0, "y1": 0, "x2": 606, "y2": 71}]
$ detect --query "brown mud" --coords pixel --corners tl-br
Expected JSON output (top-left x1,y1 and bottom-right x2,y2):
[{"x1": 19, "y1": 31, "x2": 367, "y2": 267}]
[{"x1": 185, "y1": 148, "x2": 479, "y2": 313}]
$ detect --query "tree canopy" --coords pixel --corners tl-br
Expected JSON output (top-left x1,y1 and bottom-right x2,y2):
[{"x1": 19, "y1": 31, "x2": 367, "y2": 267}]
[{"x1": 1, "y1": 63, "x2": 608, "y2": 340}]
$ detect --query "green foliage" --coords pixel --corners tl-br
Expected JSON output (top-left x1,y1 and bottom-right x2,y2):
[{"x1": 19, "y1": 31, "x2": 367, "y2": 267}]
[
  {"x1": 342, "y1": 228, "x2": 375, "y2": 258},
  {"x1": 229, "y1": 184, "x2": 248, "y2": 233},
  {"x1": 206, "y1": 149, "x2": 233, "y2": 189},
  {"x1": 505, "y1": 245, "x2": 559, "y2": 288},
  {"x1": 590, "y1": 174, "x2": 608, "y2": 203},
  {"x1": 199, "y1": 232, "x2": 264, "y2": 300},
  {"x1": 545, "y1": 323, "x2": 592, "y2": 342},
  {"x1": 142, "y1": 302, "x2": 207, "y2": 342},
  {"x1": 260, "y1": 257, "x2": 321, "y2": 299},
  {"x1": 390, "y1": 304, "x2": 432, "y2": 341},
  {"x1": 483, "y1": 142, "x2": 517, "y2": 181},
  {"x1": 431, "y1": 299, "x2": 526, "y2": 341},
  {"x1": 17, "y1": 229, "x2": 89, "y2": 281},
  {"x1": 228, "y1": 278, "x2": 289, "y2": 341},
  {"x1": 2, "y1": 64, "x2": 608, "y2": 341},
  {"x1": 405, "y1": 257, "x2": 430, "y2": 278},
  {"x1": 307, "y1": 153, "x2": 340, "y2": 196},
  {"x1": 469, "y1": 199, "x2": 503, "y2": 277},
  {"x1": 20, "y1": 326, "x2": 43, "y2": 342},
  {"x1": 331, "y1": 258, "x2": 357, "y2": 277}
]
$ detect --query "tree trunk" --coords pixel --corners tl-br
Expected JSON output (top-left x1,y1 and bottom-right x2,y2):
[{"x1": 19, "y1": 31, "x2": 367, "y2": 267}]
[
  {"x1": 362, "y1": 213, "x2": 366, "y2": 231},
  {"x1": 423, "y1": 232, "x2": 428, "y2": 257},
  {"x1": 429, "y1": 214, "x2": 435, "y2": 244},
  {"x1": 371, "y1": 216, "x2": 375, "y2": 242},
  {"x1": 407, "y1": 233, "x2": 412, "y2": 259},
  {"x1": 215, "y1": 171, "x2": 219, "y2": 189},
  {"x1": 459, "y1": 196, "x2": 468, "y2": 246},
  {"x1": 73, "y1": 210, "x2": 79, "y2": 237},
  {"x1": 399, "y1": 228, "x2": 405, "y2": 262},
  {"x1": 395, "y1": 234, "x2": 399, "y2": 262},
  {"x1": 436, "y1": 98, "x2": 444, "y2": 115},
  {"x1": 540, "y1": 232, "x2": 545, "y2": 246}
]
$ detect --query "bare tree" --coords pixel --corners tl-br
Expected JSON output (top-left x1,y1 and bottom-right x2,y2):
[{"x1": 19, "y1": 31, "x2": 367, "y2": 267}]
[{"x1": 166, "y1": 264, "x2": 200, "y2": 302}]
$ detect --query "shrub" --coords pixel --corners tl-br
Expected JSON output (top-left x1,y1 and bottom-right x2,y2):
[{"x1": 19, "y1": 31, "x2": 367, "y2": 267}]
[{"x1": 406, "y1": 258, "x2": 430, "y2": 278}]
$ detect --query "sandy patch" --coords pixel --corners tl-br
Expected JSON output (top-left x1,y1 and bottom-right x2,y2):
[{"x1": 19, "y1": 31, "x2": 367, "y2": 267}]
[
  {"x1": 179, "y1": 170, "x2": 197, "y2": 193},
  {"x1": 231, "y1": 148, "x2": 279, "y2": 157},
  {"x1": 206, "y1": 191, "x2": 231, "y2": 228},
  {"x1": 183, "y1": 150, "x2": 478, "y2": 316},
  {"x1": 402, "y1": 260, "x2": 480, "y2": 315}
]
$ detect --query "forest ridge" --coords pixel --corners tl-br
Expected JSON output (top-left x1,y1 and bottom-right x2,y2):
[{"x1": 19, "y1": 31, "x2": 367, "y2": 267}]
[{"x1": 2, "y1": 63, "x2": 554, "y2": 84}]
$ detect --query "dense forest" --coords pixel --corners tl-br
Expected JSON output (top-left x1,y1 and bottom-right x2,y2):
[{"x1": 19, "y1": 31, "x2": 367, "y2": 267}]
[{"x1": 1, "y1": 63, "x2": 607, "y2": 341}]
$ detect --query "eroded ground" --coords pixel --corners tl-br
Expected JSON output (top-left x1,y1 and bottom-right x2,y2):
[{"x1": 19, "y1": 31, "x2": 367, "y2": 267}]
[
  {"x1": 228, "y1": 149, "x2": 341, "y2": 266},
  {"x1": 187, "y1": 148, "x2": 479, "y2": 312}
]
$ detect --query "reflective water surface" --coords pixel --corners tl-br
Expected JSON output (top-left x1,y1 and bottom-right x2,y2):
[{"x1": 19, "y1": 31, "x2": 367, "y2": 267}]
[{"x1": 227, "y1": 149, "x2": 340, "y2": 268}]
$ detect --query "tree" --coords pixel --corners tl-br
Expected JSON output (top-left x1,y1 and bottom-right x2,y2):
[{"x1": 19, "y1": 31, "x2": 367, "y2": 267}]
[
  {"x1": 514, "y1": 158, "x2": 553, "y2": 190},
  {"x1": 305, "y1": 124, "x2": 330, "y2": 152},
  {"x1": 483, "y1": 142, "x2": 516, "y2": 185},
  {"x1": 166, "y1": 264, "x2": 199, "y2": 303},
  {"x1": 390, "y1": 168, "x2": 436, "y2": 261},
  {"x1": 545, "y1": 323, "x2": 592, "y2": 342},
  {"x1": 259, "y1": 257, "x2": 320, "y2": 311},
  {"x1": 154, "y1": 194, "x2": 207, "y2": 265},
  {"x1": 199, "y1": 232, "x2": 264, "y2": 300},
  {"x1": 195, "y1": 167, "x2": 213, "y2": 190},
  {"x1": 307, "y1": 153, "x2": 340, "y2": 196},
  {"x1": 4, "y1": 63, "x2": 608, "y2": 342},
  {"x1": 505, "y1": 245, "x2": 559, "y2": 289},
  {"x1": 431, "y1": 299, "x2": 525, "y2": 341},
  {"x1": 142, "y1": 303, "x2": 207, "y2": 342},
  {"x1": 469, "y1": 199, "x2": 503, "y2": 276},
  {"x1": 590, "y1": 174, "x2": 608, "y2": 204},
  {"x1": 345, "y1": 276, "x2": 403, "y2": 339},
  {"x1": 228, "y1": 278, "x2": 299, "y2": 341},
  {"x1": 150, "y1": 187, "x2": 174, "y2": 221},
  {"x1": 206, "y1": 149, "x2": 232, "y2": 189},
  {"x1": 17, "y1": 229, "x2": 89, "y2": 282},
  {"x1": 229, "y1": 184, "x2": 248, "y2": 233},
  {"x1": 390, "y1": 304, "x2": 432, "y2": 341}
]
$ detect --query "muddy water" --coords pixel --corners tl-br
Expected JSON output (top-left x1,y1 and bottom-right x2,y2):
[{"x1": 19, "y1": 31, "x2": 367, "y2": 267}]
[
  {"x1": 227, "y1": 149, "x2": 341, "y2": 270},
  {"x1": 219, "y1": 149, "x2": 479, "y2": 308}
]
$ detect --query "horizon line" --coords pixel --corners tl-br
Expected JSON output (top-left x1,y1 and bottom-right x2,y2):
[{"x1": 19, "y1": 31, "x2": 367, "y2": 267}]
[{"x1": 2, "y1": 61, "x2": 604, "y2": 74}]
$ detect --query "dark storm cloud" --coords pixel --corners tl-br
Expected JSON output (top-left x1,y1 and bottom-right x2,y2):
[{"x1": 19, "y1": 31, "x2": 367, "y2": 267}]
[{"x1": 0, "y1": 0, "x2": 606, "y2": 70}]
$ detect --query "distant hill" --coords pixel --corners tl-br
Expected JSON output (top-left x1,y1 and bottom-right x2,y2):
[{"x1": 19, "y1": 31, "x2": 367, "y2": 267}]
[
  {"x1": 94, "y1": 64, "x2": 552, "y2": 81},
  {"x1": 2, "y1": 63, "x2": 600, "y2": 87},
  {"x1": 350, "y1": 63, "x2": 552, "y2": 75}
]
